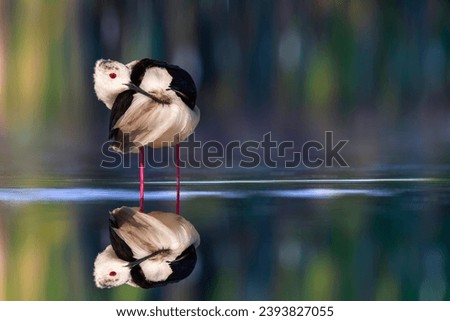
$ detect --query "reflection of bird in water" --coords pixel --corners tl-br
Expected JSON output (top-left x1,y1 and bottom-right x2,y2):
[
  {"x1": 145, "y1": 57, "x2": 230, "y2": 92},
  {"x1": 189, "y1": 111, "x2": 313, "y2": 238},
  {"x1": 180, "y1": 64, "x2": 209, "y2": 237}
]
[
  {"x1": 94, "y1": 59, "x2": 200, "y2": 213},
  {"x1": 94, "y1": 207, "x2": 200, "y2": 289},
  {"x1": 93, "y1": 245, "x2": 137, "y2": 288}
]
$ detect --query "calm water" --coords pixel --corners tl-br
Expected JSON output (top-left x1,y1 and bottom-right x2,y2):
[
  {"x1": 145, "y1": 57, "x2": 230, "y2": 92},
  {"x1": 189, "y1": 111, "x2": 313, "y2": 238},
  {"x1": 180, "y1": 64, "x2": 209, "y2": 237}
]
[{"x1": 0, "y1": 174, "x2": 449, "y2": 300}]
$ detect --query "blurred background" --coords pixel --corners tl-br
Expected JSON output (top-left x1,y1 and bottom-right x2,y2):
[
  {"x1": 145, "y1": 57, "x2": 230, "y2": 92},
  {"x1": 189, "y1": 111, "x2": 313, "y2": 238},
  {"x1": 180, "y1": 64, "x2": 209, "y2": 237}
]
[{"x1": 0, "y1": 0, "x2": 449, "y2": 300}]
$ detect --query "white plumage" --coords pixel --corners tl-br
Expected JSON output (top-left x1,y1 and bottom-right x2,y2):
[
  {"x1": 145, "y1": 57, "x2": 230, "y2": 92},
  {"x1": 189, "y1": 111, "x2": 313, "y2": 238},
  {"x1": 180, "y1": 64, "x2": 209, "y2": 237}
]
[
  {"x1": 93, "y1": 245, "x2": 137, "y2": 289},
  {"x1": 93, "y1": 59, "x2": 134, "y2": 109},
  {"x1": 114, "y1": 71, "x2": 200, "y2": 149}
]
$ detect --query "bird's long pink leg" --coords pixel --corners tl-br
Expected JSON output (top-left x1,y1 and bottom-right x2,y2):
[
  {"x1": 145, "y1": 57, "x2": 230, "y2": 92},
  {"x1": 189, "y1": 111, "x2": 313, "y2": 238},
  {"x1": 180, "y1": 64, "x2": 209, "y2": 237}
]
[
  {"x1": 175, "y1": 144, "x2": 181, "y2": 215},
  {"x1": 139, "y1": 146, "x2": 145, "y2": 212}
]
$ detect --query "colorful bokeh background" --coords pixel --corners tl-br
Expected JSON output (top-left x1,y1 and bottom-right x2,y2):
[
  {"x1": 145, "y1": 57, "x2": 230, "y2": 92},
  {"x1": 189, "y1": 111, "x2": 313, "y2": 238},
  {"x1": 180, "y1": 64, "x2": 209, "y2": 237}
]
[{"x1": 0, "y1": 0, "x2": 449, "y2": 300}]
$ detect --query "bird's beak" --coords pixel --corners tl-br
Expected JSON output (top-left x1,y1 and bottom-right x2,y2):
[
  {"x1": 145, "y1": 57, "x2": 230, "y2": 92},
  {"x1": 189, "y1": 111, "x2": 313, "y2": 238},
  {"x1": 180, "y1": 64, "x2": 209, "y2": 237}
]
[
  {"x1": 127, "y1": 254, "x2": 152, "y2": 268},
  {"x1": 127, "y1": 249, "x2": 169, "y2": 268},
  {"x1": 125, "y1": 83, "x2": 153, "y2": 99}
]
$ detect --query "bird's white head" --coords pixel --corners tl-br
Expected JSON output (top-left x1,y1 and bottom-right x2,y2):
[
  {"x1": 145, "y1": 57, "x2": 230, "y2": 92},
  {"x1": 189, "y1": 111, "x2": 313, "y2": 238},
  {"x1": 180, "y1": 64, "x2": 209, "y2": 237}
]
[
  {"x1": 93, "y1": 59, "x2": 131, "y2": 109},
  {"x1": 93, "y1": 245, "x2": 134, "y2": 288}
]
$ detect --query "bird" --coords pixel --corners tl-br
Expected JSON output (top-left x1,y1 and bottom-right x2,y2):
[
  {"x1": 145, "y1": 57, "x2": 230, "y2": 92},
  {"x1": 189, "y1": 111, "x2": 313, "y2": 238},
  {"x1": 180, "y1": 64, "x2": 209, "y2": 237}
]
[
  {"x1": 93, "y1": 58, "x2": 200, "y2": 213},
  {"x1": 93, "y1": 206, "x2": 200, "y2": 289}
]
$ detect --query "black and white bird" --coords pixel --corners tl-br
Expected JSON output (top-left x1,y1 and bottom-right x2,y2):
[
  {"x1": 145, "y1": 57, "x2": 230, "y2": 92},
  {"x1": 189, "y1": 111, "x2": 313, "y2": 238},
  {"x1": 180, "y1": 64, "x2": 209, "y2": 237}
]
[
  {"x1": 93, "y1": 58, "x2": 200, "y2": 213},
  {"x1": 94, "y1": 206, "x2": 200, "y2": 289}
]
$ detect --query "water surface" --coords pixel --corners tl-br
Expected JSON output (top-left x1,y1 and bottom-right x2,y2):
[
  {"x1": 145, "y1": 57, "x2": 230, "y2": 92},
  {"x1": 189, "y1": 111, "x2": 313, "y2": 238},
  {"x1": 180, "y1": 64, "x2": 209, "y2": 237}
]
[{"x1": 0, "y1": 175, "x2": 449, "y2": 300}]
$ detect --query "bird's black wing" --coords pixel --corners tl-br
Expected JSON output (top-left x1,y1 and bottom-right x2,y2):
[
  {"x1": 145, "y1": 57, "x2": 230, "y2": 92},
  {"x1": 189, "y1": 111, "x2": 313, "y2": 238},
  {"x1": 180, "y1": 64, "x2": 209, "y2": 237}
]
[
  {"x1": 129, "y1": 245, "x2": 197, "y2": 289},
  {"x1": 130, "y1": 58, "x2": 173, "y2": 85},
  {"x1": 130, "y1": 58, "x2": 197, "y2": 110},
  {"x1": 108, "y1": 213, "x2": 135, "y2": 262},
  {"x1": 130, "y1": 265, "x2": 161, "y2": 289},
  {"x1": 130, "y1": 58, "x2": 154, "y2": 86},
  {"x1": 130, "y1": 265, "x2": 184, "y2": 289},
  {"x1": 166, "y1": 66, "x2": 197, "y2": 110},
  {"x1": 167, "y1": 244, "x2": 197, "y2": 282},
  {"x1": 109, "y1": 89, "x2": 135, "y2": 139}
]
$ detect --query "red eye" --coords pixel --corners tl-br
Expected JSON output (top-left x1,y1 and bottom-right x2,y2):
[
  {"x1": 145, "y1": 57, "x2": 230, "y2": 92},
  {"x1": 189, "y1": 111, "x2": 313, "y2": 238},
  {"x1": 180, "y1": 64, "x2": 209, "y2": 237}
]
[
  {"x1": 109, "y1": 271, "x2": 117, "y2": 276},
  {"x1": 109, "y1": 73, "x2": 117, "y2": 79}
]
